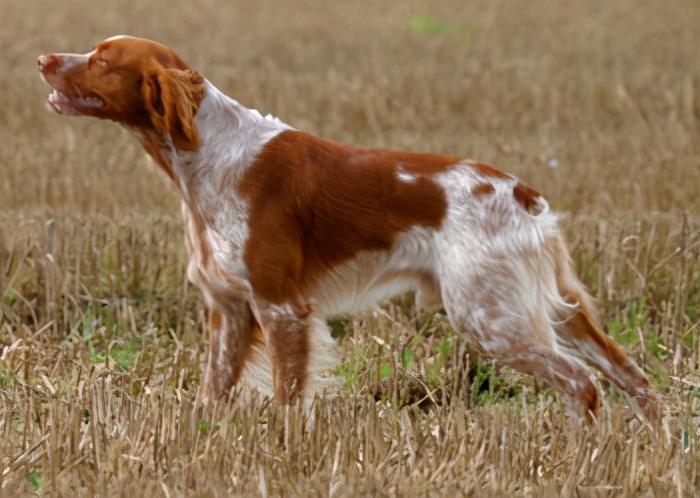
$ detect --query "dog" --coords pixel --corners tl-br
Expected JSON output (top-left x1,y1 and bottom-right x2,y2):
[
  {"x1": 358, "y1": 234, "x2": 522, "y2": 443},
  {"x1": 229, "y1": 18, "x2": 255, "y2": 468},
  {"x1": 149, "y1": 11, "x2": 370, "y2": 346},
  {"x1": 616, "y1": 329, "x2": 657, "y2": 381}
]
[{"x1": 38, "y1": 35, "x2": 660, "y2": 420}]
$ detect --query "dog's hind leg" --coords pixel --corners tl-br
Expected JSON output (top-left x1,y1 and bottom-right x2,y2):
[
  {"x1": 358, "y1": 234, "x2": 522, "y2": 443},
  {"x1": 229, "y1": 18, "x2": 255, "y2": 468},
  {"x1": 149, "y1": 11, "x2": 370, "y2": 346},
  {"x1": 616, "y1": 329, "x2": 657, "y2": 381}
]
[{"x1": 441, "y1": 267, "x2": 601, "y2": 421}]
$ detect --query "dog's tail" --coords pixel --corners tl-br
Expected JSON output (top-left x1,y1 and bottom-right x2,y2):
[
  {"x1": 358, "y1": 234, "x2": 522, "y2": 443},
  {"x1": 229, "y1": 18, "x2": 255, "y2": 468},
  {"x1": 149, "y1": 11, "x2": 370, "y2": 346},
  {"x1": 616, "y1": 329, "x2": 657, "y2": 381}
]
[{"x1": 546, "y1": 233, "x2": 661, "y2": 419}]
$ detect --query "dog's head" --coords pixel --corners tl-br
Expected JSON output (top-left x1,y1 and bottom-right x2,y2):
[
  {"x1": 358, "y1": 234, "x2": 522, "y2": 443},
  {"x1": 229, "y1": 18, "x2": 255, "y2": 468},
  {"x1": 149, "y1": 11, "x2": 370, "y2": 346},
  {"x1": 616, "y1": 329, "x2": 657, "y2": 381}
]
[{"x1": 38, "y1": 35, "x2": 205, "y2": 150}]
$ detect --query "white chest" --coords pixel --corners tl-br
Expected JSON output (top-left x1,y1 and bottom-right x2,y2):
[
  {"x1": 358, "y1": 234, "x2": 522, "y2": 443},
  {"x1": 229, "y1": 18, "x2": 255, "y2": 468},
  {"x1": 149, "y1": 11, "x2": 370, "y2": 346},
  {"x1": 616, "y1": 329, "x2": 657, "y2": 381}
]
[{"x1": 182, "y1": 201, "x2": 251, "y2": 306}]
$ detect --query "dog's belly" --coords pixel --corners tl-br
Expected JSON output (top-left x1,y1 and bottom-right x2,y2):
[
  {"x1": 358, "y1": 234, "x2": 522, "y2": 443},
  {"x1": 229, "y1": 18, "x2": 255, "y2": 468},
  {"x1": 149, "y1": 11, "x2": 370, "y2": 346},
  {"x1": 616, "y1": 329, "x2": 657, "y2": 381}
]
[{"x1": 307, "y1": 229, "x2": 440, "y2": 316}]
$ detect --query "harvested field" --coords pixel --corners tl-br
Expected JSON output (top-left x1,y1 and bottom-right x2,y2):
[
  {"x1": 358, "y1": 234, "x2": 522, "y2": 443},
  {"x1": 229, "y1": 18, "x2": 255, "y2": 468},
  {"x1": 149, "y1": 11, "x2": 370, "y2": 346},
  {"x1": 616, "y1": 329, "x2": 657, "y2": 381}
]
[{"x1": 1, "y1": 0, "x2": 699, "y2": 495}]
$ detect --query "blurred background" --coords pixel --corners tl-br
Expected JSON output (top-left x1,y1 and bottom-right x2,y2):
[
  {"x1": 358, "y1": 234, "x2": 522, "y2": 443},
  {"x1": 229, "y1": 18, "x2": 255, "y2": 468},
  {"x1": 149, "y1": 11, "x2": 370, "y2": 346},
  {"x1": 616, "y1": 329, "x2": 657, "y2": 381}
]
[{"x1": 2, "y1": 0, "x2": 698, "y2": 221}]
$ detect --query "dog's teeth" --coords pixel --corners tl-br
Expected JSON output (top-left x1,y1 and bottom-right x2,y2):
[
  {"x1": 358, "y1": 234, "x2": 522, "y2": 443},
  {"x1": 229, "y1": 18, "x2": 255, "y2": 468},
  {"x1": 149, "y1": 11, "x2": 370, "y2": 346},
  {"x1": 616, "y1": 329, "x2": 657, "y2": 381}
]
[{"x1": 80, "y1": 97, "x2": 104, "y2": 107}]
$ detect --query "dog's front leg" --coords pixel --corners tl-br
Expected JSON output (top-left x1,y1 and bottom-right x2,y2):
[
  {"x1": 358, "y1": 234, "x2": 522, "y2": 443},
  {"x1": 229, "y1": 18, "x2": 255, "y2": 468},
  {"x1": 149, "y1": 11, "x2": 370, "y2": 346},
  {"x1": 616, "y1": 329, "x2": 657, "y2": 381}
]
[
  {"x1": 202, "y1": 299, "x2": 258, "y2": 402},
  {"x1": 254, "y1": 299, "x2": 312, "y2": 405}
]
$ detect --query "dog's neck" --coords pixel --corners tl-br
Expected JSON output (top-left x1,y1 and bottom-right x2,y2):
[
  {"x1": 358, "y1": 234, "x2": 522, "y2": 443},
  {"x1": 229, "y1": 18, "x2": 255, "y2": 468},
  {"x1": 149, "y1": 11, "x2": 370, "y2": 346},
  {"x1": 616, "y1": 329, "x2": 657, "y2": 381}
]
[{"x1": 133, "y1": 80, "x2": 292, "y2": 200}]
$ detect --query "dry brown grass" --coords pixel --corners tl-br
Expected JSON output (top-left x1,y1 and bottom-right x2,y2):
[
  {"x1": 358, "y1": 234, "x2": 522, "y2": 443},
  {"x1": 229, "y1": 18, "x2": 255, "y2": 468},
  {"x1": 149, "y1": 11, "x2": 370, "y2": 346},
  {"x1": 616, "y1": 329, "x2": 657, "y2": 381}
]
[{"x1": 1, "y1": 0, "x2": 699, "y2": 495}]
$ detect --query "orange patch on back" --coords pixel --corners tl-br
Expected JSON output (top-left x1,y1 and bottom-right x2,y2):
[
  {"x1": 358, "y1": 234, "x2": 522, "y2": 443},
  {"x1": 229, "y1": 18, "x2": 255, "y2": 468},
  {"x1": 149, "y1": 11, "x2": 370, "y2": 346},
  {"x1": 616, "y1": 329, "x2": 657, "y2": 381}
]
[
  {"x1": 464, "y1": 160, "x2": 512, "y2": 180},
  {"x1": 239, "y1": 131, "x2": 457, "y2": 305},
  {"x1": 472, "y1": 182, "x2": 496, "y2": 196},
  {"x1": 513, "y1": 183, "x2": 543, "y2": 215}
]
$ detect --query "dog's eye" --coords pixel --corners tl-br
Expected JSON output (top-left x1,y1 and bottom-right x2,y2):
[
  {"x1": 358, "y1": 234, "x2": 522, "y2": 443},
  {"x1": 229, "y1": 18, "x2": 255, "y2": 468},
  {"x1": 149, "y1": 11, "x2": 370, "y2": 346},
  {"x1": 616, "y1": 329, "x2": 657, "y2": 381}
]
[{"x1": 89, "y1": 53, "x2": 108, "y2": 69}]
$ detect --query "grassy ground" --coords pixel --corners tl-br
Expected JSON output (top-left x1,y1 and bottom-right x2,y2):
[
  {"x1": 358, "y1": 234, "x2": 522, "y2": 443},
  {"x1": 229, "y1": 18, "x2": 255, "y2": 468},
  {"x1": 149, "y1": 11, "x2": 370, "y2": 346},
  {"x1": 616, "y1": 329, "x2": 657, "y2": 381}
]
[{"x1": 1, "y1": 0, "x2": 699, "y2": 495}]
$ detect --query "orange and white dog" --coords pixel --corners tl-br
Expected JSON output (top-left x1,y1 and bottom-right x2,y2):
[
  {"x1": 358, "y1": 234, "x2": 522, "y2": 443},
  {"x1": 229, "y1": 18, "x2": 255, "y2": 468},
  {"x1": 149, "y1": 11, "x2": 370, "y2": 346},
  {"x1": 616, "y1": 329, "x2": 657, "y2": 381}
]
[{"x1": 39, "y1": 36, "x2": 659, "y2": 420}]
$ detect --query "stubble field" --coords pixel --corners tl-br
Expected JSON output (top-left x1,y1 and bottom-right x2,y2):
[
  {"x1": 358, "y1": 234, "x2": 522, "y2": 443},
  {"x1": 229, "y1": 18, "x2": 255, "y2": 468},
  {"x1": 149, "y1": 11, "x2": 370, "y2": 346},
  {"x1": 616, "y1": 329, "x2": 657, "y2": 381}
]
[{"x1": 1, "y1": 0, "x2": 699, "y2": 496}]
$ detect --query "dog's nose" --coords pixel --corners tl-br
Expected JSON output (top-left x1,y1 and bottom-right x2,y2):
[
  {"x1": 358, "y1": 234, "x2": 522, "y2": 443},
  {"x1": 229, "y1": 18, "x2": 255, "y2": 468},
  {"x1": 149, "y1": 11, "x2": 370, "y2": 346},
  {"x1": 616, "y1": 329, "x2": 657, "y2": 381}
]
[{"x1": 38, "y1": 54, "x2": 60, "y2": 74}]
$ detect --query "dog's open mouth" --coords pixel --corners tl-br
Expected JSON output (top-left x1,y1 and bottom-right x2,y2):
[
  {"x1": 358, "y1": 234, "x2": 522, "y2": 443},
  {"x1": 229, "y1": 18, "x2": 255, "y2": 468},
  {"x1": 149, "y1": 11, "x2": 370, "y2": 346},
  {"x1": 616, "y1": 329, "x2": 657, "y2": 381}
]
[{"x1": 47, "y1": 89, "x2": 104, "y2": 116}]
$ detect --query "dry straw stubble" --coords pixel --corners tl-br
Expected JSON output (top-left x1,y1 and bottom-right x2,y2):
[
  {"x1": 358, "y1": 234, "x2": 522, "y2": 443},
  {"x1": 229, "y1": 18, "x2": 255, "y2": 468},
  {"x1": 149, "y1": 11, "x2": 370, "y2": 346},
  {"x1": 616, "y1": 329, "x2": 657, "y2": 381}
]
[{"x1": 1, "y1": 0, "x2": 699, "y2": 495}]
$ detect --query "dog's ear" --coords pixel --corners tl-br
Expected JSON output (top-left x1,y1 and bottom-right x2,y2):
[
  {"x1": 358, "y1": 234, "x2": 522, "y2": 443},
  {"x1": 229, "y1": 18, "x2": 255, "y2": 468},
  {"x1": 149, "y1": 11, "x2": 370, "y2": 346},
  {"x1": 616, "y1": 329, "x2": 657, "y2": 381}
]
[{"x1": 142, "y1": 64, "x2": 205, "y2": 151}]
